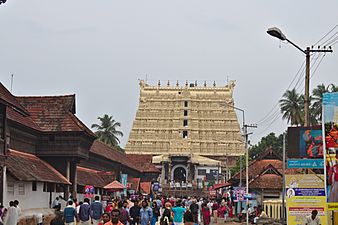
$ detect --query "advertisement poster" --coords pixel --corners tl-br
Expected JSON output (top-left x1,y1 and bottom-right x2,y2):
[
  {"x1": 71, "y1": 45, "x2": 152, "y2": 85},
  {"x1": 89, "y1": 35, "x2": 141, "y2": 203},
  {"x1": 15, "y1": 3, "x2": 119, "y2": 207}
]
[
  {"x1": 287, "y1": 126, "x2": 323, "y2": 158},
  {"x1": 323, "y1": 92, "x2": 338, "y2": 210},
  {"x1": 286, "y1": 174, "x2": 326, "y2": 225}
]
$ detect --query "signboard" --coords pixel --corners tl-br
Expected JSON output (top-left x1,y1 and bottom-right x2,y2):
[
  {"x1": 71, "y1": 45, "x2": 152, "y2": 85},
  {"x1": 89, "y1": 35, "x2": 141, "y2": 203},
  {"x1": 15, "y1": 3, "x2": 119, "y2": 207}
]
[
  {"x1": 286, "y1": 174, "x2": 327, "y2": 225},
  {"x1": 233, "y1": 187, "x2": 245, "y2": 202},
  {"x1": 121, "y1": 174, "x2": 128, "y2": 196},
  {"x1": 323, "y1": 92, "x2": 338, "y2": 210},
  {"x1": 84, "y1": 185, "x2": 95, "y2": 198},
  {"x1": 287, "y1": 126, "x2": 323, "y2": 158},
  {"x1": 287, "y1": 159, "x2": 324, "y2": 169}
]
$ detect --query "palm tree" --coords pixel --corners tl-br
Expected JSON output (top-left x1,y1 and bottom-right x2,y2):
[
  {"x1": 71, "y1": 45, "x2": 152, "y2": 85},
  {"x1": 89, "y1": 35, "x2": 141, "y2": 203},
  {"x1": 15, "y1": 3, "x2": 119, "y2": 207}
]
[
  {"x1": 311, "y1": 83, "x2": 338, "y2": 123},
  {"x1": 311, "y1": 84, "x2": 327, "y2": 122},
  {"x1": 91, "y1": 114, "x2": 123, "y2": 147},
  {"x1": 279, "y1": 88, "x2": 304, "y2": 126}
]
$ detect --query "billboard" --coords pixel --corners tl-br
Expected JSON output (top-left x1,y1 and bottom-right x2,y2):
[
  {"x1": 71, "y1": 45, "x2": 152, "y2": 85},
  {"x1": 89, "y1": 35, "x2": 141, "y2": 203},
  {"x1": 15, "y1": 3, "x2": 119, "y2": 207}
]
[
  {"x1": 323, "y1": 92, "x2": 338, "y2": 210},
  {"x1": 287, "y1": 126, "x2": 323, "y2": 158},
  {"x1": 286, "y1": 174, "x2": 327, "y2": 225}
]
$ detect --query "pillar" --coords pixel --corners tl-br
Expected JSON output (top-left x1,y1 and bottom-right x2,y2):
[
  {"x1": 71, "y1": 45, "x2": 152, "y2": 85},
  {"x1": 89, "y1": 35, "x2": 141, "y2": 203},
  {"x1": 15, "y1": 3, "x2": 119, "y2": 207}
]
[
  {"x1": 70, "y1": 161, "x2": 77, "y2": 198},
  {"x1": 65, "y1": 160, "x2": 70, "y2": 199}
]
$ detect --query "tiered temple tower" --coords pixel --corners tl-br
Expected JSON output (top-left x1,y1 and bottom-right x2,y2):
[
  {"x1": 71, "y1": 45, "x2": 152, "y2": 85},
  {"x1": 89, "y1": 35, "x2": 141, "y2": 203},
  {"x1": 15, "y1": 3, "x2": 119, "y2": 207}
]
[{"x1": 125, "y1": 80, "x2": 245, "y2": 184}]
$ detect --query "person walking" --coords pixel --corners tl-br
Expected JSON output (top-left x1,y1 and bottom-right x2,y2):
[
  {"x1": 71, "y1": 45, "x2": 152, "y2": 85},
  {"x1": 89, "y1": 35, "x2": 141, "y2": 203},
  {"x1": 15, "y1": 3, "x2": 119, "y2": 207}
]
[
  {"x1": 79, "y1": 198, "x2": 91, "y2": 225},
  {"x1": 139, "y1": 200, "x2": 153, "y2": 225},
  {"x1": 130, "y1": 200, "x2": 140, "y2": 225},
  {"x1": 189, "y1": 200, "x2": 198, "y2": 224},
  {"x1": 64, "y1": 200, "x2": 78, "y2": 225},
  {"x1": 201, "y1": 203, "x2": 210, "y2": 225},
  {"x1": 118, "y1": 201, "x2": 130, "y2": 225},
  {"x1": 91, "y1": 196, "x2": 103, "y2": 225},
  {"x1": 151, "y1": 201, "x2": 160, "y2": 225},
  {"x1": 171, "y1": 201, "x2": 186, "y2": 225},
  {"x1": 160, "y1": 202, "x2": 172, "y2": 225}
]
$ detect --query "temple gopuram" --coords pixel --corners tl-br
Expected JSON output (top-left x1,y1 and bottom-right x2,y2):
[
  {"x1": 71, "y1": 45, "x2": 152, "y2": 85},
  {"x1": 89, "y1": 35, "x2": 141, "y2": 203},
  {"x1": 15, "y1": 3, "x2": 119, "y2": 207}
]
[{"x1": 125, "y1": 80, "x2": 245, "y2": 186}]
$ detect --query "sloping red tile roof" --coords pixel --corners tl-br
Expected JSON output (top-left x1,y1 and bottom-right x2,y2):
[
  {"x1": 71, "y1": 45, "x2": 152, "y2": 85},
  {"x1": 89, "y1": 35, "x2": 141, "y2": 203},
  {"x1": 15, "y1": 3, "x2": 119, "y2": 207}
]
[
  {"x1": 90, "y1": 140, "x2": 141, "y2": 172},
  {"x1": 0, "y1": 83, "x2": 29, "y2": 115},
  {"x1": 7, "y1": 107, "x2": 41, "y2": 131},
  {"x1": 6, "y1": 149, "x2": 70, "y2": 184},
  {"x1": 16, "y1": 95, "x2": 94, "y2": 136},
  {"x1": 232, "y1": 159, "x2": 283, "y2": 180},
  {"x1": 140, "y1": 182, "x2": 151, "y2": 194},
  {"x1": 77, "y1": 166, "x2": 115, "y2": 188},
  {"x1": 126, "y1": 154, "x2": 160, "y2": 173},
  {"x1": 249, "y1": 174, "x2": 282, "y2": 189},
  {"x1": 104, "y1": 180, "x2": 125, "y2": 189}
]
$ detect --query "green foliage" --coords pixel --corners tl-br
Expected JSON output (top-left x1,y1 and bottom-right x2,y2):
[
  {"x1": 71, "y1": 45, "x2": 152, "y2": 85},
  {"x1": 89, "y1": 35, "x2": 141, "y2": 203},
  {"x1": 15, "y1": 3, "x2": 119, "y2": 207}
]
[
  {"x1": 230, "y1": 133, "x2": 285, "y2": 176},
  {"x1": 249, "y1": 132, "x2": 284, "y2": 160},
  {"x1": 91, "y1": 114, "x2": 124, "y2": 149},
  {"x1": 280, "y1": 83, "x2": 337, "y2": 126}
]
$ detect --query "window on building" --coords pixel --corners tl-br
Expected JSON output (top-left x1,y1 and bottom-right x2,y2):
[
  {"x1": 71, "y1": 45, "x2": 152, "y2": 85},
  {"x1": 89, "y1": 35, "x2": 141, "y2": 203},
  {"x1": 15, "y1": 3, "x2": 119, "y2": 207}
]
[
  {"x1": 184, "y1": 101, "x2": 188, "y2": 107},
  {"x1": 18, "y1": 183, "x2": 25, "y2": 195},
  {"x1": 183, "y1": 130, "x2": 188, "y2": 139},
  {"x1": 184, "y1": 110, "x2": 188, "y2": 116},
  {"x1": 183, "y1": 120, "x2": 188, "y2": 127},
  {"x1": 32, "y1": 181, "x2": 37, "y2": 191},
  {"x1": 7, "y1": 183, "x2": 14, "y2": 195},
  {"x1": 198, "y1": 169, "x2": 206, "y2": 175},
  {"x1": 43, "y1": 182, "x2": 47, "y2": 192}
]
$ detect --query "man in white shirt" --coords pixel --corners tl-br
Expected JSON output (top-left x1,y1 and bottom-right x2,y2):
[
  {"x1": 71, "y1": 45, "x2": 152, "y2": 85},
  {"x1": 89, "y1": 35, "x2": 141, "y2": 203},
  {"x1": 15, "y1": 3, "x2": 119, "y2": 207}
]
[{"x1": 304, "y1": 210, "x2": 321, "y2": 225}]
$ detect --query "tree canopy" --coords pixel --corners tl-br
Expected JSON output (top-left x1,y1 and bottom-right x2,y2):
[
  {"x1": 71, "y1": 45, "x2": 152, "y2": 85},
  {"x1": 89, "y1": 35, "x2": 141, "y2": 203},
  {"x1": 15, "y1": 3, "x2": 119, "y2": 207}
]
[{"x1": 91, "y1": 114, "x2": 124, "y2": 149}]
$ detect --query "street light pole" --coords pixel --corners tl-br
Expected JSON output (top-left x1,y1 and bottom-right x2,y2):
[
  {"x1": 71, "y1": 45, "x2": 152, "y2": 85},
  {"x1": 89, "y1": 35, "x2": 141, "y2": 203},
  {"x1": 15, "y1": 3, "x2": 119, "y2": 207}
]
[
  {"x1": 267, "y1": 27, "x2": 333, "y2": 126},
  {"x1": 223, "y1": 102, "x2": 256, "y2": 225}
]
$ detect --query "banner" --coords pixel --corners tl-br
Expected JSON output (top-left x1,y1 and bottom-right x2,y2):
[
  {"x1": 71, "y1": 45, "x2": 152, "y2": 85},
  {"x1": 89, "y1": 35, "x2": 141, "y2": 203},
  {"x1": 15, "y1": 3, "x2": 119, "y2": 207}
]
[
  {"x1": 286, "y1": 174, "x2": 327, "y2": 225},
  {"x1": 323, "y1": 92, "x2": 338, "y2": 210},
  {"x1": 121, "y1": 174, "x2": 128, "y2": 196}
]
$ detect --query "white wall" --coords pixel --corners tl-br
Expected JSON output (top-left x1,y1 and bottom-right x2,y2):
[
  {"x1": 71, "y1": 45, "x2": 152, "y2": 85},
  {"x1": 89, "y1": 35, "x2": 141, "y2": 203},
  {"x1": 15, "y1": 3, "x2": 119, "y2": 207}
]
[{"x1": 4, "y1": 175, "x2": 63, "y2": 210}]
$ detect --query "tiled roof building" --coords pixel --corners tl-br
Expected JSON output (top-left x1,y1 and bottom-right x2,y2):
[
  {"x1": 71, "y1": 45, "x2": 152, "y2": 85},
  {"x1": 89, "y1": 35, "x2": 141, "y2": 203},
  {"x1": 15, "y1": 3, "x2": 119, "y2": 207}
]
[
  {"x1": 0, "y1": 82, "x2": 159, "y2": 209},
  {"x1": 230, "y1": 147, "x2": 302, "y2": 204}
]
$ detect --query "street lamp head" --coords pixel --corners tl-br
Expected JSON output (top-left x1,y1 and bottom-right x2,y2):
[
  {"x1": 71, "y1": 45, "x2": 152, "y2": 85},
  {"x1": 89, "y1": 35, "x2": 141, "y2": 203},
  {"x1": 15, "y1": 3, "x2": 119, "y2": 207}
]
[{"x1": 267, "y1": 27, "x2": 287, "y2": 41}]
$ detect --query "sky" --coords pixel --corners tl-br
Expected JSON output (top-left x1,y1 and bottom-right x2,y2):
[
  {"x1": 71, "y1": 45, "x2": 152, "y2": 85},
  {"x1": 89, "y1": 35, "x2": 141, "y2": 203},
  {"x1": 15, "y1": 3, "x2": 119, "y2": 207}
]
[{"x1": 1, "y1": 0, "x2": 338, "y2": 147}]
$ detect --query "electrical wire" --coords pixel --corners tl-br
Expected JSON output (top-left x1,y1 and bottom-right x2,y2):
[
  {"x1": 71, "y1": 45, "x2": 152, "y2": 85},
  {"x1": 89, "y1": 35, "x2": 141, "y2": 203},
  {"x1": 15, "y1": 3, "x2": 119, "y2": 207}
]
[
  {"x1": 326, "y1": 36, "x2": 338, "y2": 46},
  {"x1": 313, "y1": 24, "x2": 338, "y2": 46},
  {"x1": 320, "y1": 31, "x2": 338, "y2": 46},
  {"x1": 254, "y1": 60, "x2": 306, "y2": 125}
]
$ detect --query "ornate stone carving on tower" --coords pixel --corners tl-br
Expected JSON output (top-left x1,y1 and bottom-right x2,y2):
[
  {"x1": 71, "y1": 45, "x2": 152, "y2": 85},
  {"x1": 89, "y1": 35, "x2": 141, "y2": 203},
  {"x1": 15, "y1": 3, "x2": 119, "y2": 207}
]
[{"x1": 125, "y1": 80, "x2": 245, "y2": 184}]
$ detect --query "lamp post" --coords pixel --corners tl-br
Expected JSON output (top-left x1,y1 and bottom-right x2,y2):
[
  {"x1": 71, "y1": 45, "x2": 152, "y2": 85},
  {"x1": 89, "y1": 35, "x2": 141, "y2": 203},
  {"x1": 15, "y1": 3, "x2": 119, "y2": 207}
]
[
  {"x1": 267, "y1": 27, "x2": 333, "y2": 126},
  {"x1": 223, "y1": 102, "x2": 256, "y2": 225}
]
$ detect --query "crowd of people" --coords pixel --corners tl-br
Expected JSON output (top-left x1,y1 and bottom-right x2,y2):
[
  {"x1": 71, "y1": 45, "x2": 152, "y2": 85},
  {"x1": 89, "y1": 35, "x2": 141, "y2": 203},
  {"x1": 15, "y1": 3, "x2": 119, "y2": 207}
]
[{"x1": 48, "y1": 195, "x2": 268, "y2": 225}]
